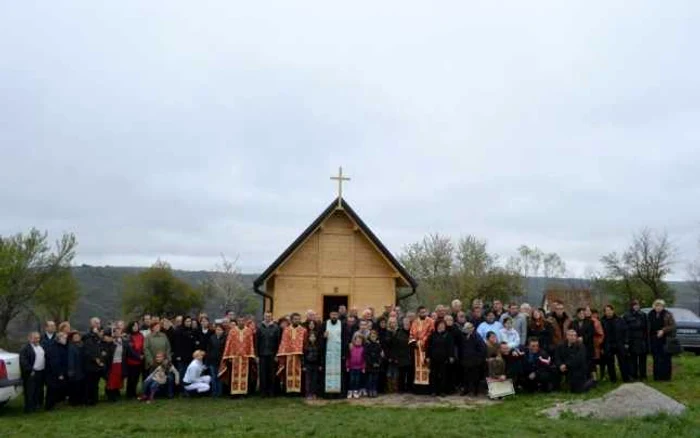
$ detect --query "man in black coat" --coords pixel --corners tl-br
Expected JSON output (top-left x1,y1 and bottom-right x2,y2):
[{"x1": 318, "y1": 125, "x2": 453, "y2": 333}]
[
  {"x1": 555, "y1": 329, "x2": 590, "y2": 393},
  {"x1": 522, "y1": 338, "x2": 554, "y2": 392},
  {"x1": 205, "y1": 323, "x2": 227, "y2": 397},
  {"x1": 388, "y1": 317, "x2": 412, "y2": 393},
  {"x1": 601, "y1": 305, "x2": 630, "y2": 383},
  {"x1": 458, "y1": 322, "x2": 486, "y2": 396},
  {"x1": 572, "y1": 307, "x2": 595, "y2": 375},
  {"x1": 45, "y1": 332, "x2": 69, "y2": 410},
  {"x1": 623, "y1": 299, "x2": 648, "y2": 380},
  {"x1": 19, "y1": 332, "x2": 46, "y2": 413},
  {"x1": 172, "y1": 317, "x2": 195, "y2": 383},
  {"x1": 257, "y1": 312, "x2": 281, "y2": 397},
  {"x1": 82, "y1": 325, "x2": 104, "y2": 406},
  {"x1": 427, "y1": 321, "x2": 455, "y2": 396}
]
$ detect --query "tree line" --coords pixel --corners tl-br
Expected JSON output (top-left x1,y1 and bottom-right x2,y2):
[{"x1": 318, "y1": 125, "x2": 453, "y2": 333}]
[
  {"x1": 0, "y1": 229, "x2": 254, "y2": 345},
  {"x1": 399, "y1": 228, "x2": 693, "y2": 311},
  {"x1": 2, "y1": 226, "x2": 699, "y2": 345}
]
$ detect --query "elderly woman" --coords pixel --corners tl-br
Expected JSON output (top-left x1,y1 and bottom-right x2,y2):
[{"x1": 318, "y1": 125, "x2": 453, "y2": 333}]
[
  {"x1": 648, "y1": 299, "x2": 677, "y2": 381},
  {"x1": 459, "y1": 322, "x2": 486, "y2": 396}
]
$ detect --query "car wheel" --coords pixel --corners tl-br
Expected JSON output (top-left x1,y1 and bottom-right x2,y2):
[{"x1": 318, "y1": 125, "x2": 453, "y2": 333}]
[{"x1": 0, "y1": 401, "x2": 7, "y2": 408}]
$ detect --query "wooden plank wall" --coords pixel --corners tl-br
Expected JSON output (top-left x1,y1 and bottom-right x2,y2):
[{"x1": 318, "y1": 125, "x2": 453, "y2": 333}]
[{"x1": 269, "y1": 210, "x2": 399, "y2": 318}]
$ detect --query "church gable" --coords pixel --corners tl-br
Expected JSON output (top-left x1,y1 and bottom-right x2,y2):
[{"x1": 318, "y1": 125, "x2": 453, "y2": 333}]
[
  {"x1": 254, "y1": 198, "x2": 417, "y2": 292},
  {"x1": 274, "y1": 210, "x2": 396, "y2": 279}
]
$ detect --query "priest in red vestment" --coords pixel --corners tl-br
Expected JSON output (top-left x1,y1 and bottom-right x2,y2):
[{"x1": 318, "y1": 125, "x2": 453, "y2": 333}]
[
  {"x1": 219, "y1": 317, "x2": 256, "y2": 395},
  {"x1": 410, "y1": 306, "x2": 435, "y2": 387},
  {"x1": 276, "y1": 312, "x2": 307, "y2": 393}
]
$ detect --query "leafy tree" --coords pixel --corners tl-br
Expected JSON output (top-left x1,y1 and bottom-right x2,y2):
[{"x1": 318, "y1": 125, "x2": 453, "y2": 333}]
[
  {"x1": 399, "y1": 233, "x2": 454, "y2": 305},
  {"x1": 599, "y1": 228, "x2": 676, "y2": 307},
  {"x1": 122, "y1": 260, "x2": 204, "y2": 318},
  {"x1": 34, "y1": 268, "x2": 80, "y2": 323},
  {"x1": 201, "y1": 255, "x2": 258, "y2": 316},
  {"x1": 454, "y1": 236, "x2": 523, "y2": 304},
  {"x1": 400, "y1": 234, "x2": 523, "y2": 307},
  {"x1": 0, "y1": 229, "x2": 77, "y2": 342}
]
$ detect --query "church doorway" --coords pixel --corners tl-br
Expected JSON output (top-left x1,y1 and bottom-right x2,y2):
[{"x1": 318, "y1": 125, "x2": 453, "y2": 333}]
[{"x1": 323, "y1": 295, "x2": 348, "y2": 320}]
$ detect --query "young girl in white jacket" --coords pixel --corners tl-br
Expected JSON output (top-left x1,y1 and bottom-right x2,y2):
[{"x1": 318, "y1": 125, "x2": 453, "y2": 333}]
[{"x1": 499, "y1": 317, "x2": 521, "y2": 351}]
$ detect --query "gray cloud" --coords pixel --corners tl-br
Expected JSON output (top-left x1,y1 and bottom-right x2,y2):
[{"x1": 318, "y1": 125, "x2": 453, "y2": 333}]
[{"x1": 1, "y1": 1, "x2": 699, "y2": 277}]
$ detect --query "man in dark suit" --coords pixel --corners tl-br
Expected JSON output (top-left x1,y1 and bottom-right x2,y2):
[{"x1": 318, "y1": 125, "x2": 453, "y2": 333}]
[
  {"x1": 40, "y1": 321, "x2": 57, "y2": 349},
  {"x1": 257, "y1": 312, "x2": 281, "y2": 397},
  {"x1": 82, "y1": 322, "x2": 104, "y2": 406},
  {"x1": 19, "y1": 331, "x2": 46, "y2": 413}
]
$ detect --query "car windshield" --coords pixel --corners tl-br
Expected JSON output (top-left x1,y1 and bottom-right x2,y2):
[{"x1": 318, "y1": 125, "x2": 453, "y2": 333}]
[{"x1": 669, "y1": 308, "x2": 700, "y2": 322}]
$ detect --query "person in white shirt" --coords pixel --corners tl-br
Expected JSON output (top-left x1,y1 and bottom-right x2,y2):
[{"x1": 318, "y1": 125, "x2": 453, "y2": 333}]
[
  {"x1": 183, "y1": 350, "x2": 211, "y2": 394},
  {"x1": 500, "y1": 303, "x2": 529, "y2": 348},
  {"x1": 499, "y1": 317, "x2": 521, "y2": 351},
  {"x1": 477, "y1": 311, "x2": 503, "y2": 343},
  {"x1": 20, "y1": 332, "x2": 46, "y2": 413}
]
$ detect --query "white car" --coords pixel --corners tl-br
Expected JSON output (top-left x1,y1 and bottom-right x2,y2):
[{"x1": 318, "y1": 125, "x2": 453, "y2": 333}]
[{"x1": 0, "y1": 349, "x2": 23, "y2": 407}]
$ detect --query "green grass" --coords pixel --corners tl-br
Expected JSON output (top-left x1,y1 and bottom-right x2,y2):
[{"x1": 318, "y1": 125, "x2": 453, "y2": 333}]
[{"x1": 2, "y1": 355, "x2": 700, "y2": 438}]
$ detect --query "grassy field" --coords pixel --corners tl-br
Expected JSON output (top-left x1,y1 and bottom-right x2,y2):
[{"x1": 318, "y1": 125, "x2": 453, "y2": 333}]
[{"x1": 2, "y1": 355, "x2": 699, "y2": 438}]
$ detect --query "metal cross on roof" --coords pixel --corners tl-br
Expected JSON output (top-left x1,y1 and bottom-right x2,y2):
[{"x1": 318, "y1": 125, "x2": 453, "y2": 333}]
[{"x1": 330, "y1": 166, "x2": 350, "y2": 208}]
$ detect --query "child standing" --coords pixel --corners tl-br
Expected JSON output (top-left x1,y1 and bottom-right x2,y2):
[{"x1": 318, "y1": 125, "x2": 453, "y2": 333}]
[
  {"x1": 303, "y1": 331, "x2": 323, "y2": 400},
  {"x1": 364, "y1": 330, "x2": 383, "y2": 398},
  {"x1": 346, "y1": 333, "x2": 365, "y2": 398}
]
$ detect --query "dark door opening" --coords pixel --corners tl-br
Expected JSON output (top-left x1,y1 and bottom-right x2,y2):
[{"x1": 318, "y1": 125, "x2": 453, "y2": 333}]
[{"x1": 323, "y1": 295, "x2": 348, "y2": 320}]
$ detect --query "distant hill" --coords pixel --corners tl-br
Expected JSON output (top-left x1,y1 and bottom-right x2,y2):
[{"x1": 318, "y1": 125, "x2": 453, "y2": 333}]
[
  {"x1": 70, "y1": 267, "x2": 699, "y2": 322},
  {"x1": 70, "y1": 265, "x2": 259, "y2": 328},
  {"x1": 6, "y1": 267, "x2": 699, "y2": 341}
]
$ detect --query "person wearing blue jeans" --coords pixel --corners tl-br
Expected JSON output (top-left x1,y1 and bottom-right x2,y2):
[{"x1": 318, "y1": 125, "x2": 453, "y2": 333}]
[
  {"x1": 205, "y1": 325, "x2": 226, "y2": 398},
  {"x1": 208, "y1": 365, "x2": 222, "y2": 397},
  {"x1": 366, "y1": 372, "x2": 379, "y2": 396},
  {"x1": 348, "y1": 370, "x2": 363, "y2": 395}
]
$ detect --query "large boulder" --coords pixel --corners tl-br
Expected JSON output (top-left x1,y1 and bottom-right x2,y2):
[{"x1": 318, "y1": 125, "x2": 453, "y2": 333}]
[{"x1": 542, "y1": 383, "x2": 686, "y2": 419}]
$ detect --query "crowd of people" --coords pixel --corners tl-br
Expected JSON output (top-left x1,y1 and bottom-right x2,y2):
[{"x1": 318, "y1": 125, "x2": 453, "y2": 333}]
[{"x1": 18, "y1": 297, "x2": 678, "y2": 413}]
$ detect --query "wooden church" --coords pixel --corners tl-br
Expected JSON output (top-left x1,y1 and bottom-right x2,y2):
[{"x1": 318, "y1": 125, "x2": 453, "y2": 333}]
[{"x1": 253, "y1": 169, "x2": 417, "y2": 319}]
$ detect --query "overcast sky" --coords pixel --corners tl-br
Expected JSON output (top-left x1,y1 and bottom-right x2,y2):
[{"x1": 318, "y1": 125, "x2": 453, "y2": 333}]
[{"x1": 1, "y1": 1, "x2": 699, "y2": 278}]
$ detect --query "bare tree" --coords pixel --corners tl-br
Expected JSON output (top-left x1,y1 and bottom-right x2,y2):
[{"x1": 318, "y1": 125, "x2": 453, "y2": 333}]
[
  {"x1": 399, "y1": 233, "x2": 454, "y2": 304},
  {"x1": 601, "y1": 228, "x2": 676, "y2": 305},
  {"x1": 514, "y1": 245, "x2": 543, "y2": 277},
  {"x1": 401, "y1": 234, "x2": 522, "y2": 306},
  {"x1": 542, "y1": 252, "x2": 567, "y2": 278},
  {"x1": 204, "y1": 254, "x2": 257, "y2": 316}
]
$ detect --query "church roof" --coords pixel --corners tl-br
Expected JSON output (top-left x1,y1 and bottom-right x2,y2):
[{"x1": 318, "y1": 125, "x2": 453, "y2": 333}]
[{"x1": 253, "y1": 197, "x2": 417, "y2": 290}]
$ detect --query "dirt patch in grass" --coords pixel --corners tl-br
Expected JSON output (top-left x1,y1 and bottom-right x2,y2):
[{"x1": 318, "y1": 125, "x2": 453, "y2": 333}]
[
  {"x1": 306, "y1": 393, "x2": 501, "y2": 409},
  {"x1": 542, "y1": 382, "x2": 686, "y2": 419}
]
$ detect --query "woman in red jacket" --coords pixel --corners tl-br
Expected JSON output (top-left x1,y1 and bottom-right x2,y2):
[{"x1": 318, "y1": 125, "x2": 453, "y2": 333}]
[{"x1": 126, "y1": 321, "x2": 145, "y2": 399}]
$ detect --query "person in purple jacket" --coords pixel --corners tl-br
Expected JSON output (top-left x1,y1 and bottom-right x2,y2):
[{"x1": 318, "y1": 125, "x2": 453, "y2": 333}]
[{"x1": 346, "y1": 333, "x2": 366, "y2": 399}]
